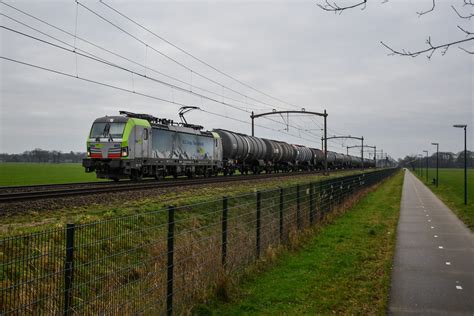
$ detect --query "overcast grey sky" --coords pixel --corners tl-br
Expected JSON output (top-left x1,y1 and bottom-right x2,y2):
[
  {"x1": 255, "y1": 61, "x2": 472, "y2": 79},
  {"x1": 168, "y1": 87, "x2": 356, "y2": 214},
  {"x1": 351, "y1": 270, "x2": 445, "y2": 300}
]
[{"x1": 1, "y1": 0, "x2": 472, "y2": 159}]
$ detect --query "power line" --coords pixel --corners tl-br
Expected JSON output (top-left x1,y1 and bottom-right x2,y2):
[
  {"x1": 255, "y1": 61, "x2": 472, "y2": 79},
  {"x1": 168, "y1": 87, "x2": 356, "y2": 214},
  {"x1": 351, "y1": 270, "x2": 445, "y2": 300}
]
[
  {"x1": 77, "y1": 1, "x2": 298, "y2": 114},
  {"x1": 0, "y1": 3, "x2": 251, "y2": 109},
  {"x1": 100, "y1": 0, "x2": 306, "y2": 111},
  {"x1": 0, "y1": 1, "x2": 326, "y2": 141},
  {"x1": 88, "y1": 1, "x2": 345, "y2": 141},
  {"x1": 2, "y1": 1, "x2": 350, "y2": 146},
  {"x1": 2, "y1": 0, "x2": 278, "y2": 114},
  {"x1": 0, "y1": 25, "x2": 254, "y2": 114},
  {"x1": 97, "y1": 1, "x2": 346, "y2": 138},
  {"x1": 0, "y1": 55, "x2": 321, "y2": 145},
  {"x1": 0, "y1": 22, "x2": 321, "y2": 141}
]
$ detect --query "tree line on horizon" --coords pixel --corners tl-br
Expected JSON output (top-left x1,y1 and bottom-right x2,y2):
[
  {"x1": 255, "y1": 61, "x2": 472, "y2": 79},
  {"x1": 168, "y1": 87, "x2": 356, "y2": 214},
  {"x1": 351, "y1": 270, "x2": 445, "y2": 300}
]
[
  {"x1": 0, "y1": 148, "x2": 472, "y2": 168},
  {"x1": 399, "y1": 151, "x2": 474, "y2": 169},
  {"x1": 0, "y1": 149, "x2": 86, "y2": 163}
]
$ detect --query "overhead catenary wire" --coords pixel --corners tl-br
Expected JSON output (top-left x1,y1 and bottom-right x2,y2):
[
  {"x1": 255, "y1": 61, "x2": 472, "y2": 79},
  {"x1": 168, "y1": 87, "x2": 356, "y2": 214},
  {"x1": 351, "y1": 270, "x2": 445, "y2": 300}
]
[
  {"x1": 99, "y1": 0, "x2": 304, "y2": 112},
  {"x1": 0, "y1": 25, "x2": 254, "y2": 115},
  {"x1": 1, "y1": 1, "x2": 281, "y2": 115},
  {"x1": 1, "y1": 1, "x2": 349, "y2": 146},
  {"x1": 77, "y1": 1, "x2": 339, "y2": 138},
  {"x1": 99, "y1": 0, "x2": 351, "y2": 137},
  {"x1": 0, "y1": 56, "x2": 322, "y2": 145},
  {"x1": 0, "y1": 22, "x2": 324, "y2": 142},
  {"x1": 0, "y1": 2, "x2": 327, "y2": 142},
  {"x1": 76, "y1": 1, "x2": 294, "y2": 113},
  {"x1": 0, "y1": 4, "x2": 263, "y2": 111}
]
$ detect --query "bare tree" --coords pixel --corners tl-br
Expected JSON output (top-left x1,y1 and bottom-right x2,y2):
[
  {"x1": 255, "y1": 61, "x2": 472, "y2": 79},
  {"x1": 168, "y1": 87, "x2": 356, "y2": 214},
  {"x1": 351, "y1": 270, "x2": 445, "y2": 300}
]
[
  {"x1": 316, "y1": 0, "x2": 474, "y2": 59},
  {"x1": 317, "y1": 0, "x2": 368, "y2": 13}
]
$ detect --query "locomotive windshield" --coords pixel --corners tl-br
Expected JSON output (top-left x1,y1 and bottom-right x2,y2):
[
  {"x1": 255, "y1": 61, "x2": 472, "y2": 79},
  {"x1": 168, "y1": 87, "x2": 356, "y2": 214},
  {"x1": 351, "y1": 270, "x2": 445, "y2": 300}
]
[{"x1": 90, "y1": 122, "x2": 126, "y2": 138}]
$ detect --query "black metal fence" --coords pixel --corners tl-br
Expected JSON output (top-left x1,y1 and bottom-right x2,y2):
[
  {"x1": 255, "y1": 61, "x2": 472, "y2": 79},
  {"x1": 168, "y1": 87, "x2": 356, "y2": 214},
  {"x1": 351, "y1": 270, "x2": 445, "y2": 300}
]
[{"x1": 1, "y1": 168, "x2": 397, "y2": 315}]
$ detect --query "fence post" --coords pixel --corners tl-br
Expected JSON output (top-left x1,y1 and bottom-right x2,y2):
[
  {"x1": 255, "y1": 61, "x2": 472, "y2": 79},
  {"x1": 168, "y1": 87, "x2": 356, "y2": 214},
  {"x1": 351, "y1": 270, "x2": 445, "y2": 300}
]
[
  {"x1": 321, "y1": 180, "x2": 327, "y2": 219},
  {"x1": 64, "y1": 223, "x2": 75, "y2": 316},
  {"x1": 296, "y1": 184, "x2": 301, "y2": 230},
  {"x1": 166, "y1": 206, "x2": 175, "y2": 316},
  {"x1": 339, "y1": 180, "x2": 344, "y2": 205},
  {"x1": 329, "y1": 182, "x2": 334, "y2": 214},
  {"x1": 279, "y1": 188, "x2": 284, "y2": 243},
  {"x1": 222, "y1": 196, "x2": 228, "y2": 267},
  {"x1": 256, "y1": 191, "x2": 261, "y2": 258},
  {"x1": 318, "y1": 180, "x2": 323, "y2": 221},
  {"x1": 310, "y1": 183, "x2": 314, "y2": 225}
]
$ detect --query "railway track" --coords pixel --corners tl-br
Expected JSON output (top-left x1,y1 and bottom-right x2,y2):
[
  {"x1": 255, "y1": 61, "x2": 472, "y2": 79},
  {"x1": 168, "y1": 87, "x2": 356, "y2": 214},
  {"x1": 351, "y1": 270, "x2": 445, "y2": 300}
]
[
  {"x1": 0, "y1": 178, "x2": 158, "y2": 194},
  {"x1": 0, "y1": 170, "x2": 348, "y2": 203}
]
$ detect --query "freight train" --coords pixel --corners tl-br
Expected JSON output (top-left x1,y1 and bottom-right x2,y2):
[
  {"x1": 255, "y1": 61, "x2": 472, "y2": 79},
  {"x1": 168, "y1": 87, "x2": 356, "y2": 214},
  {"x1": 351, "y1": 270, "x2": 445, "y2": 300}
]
[{"x1": 82, "y1": 111, "x2": 376, "y2": 181}]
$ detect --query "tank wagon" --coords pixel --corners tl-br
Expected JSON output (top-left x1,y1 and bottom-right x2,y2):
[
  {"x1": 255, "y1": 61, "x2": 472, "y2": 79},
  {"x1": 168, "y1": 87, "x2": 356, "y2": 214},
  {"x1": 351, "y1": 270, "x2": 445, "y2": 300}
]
[{"x1": 83, "y1": 111, "x2": 374, "y2": 180}]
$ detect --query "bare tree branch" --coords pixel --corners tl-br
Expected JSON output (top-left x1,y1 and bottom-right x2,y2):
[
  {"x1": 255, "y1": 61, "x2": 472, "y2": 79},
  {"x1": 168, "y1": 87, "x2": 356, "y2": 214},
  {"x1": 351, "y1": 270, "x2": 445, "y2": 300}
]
[
  {"x1": 459, "y1": 46, "x2": 474, "y2": 53},
  {"x1": 317, "y1": 0, "x2": 474, "y2": 57},
  {"x1": 417, "y1": 0, "x2": 436, "y2": 17},
  {"x1": 458, "y1": 25, "x2": 474, "y2": 36},
  {"x1": 317, "y1": 0, "x2": 367, "y2": 13},
  {"x1": 452, "y1": 5, "x2": 474, "y2": 19},
  {"x1": 381, "y1": 37, "x2": 474, "y2": 59}
]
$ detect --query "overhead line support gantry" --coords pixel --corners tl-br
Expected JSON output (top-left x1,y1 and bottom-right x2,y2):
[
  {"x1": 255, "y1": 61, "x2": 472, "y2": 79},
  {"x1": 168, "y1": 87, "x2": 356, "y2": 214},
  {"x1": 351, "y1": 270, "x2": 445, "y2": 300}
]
[{"x1": 251, "y1": 109, "x2": 329, "y2": 175}]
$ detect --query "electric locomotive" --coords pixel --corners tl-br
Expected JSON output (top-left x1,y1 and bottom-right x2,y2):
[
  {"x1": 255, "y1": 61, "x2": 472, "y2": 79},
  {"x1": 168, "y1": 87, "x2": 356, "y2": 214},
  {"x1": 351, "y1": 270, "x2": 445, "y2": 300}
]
[{"x1": 83, "y1": 111, "x2": 222, "y2": 181}]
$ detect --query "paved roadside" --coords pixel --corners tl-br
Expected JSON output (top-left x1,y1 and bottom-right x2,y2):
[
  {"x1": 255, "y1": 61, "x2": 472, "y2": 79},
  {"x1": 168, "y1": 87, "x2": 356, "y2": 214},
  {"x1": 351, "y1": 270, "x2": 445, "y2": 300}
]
[{"x1": 389, "y1": 170, "x2": 474, "y2": 315}]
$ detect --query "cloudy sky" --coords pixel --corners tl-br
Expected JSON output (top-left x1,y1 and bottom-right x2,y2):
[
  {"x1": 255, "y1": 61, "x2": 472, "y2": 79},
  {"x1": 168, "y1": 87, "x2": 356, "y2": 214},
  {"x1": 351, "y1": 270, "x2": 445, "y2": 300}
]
[{"x1": 1, "y1": 0, "x2": 472, "y2": 159}]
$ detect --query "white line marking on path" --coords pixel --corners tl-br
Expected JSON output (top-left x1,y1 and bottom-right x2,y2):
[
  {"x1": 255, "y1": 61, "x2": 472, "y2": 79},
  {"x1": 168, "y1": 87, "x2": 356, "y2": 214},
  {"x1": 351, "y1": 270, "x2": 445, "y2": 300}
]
[
  {"x1": 434, "y1": 235, "x2": 438, "y2": 238},
  {"x1": 446, "y1": 262, "x2": 451, "y2": 265},
  {"x1": 438, "y1": 246, "x2": 444, "y2": 249},
  {"x1": 456, "y1": 285, "x2": 463, "y2": 290}
]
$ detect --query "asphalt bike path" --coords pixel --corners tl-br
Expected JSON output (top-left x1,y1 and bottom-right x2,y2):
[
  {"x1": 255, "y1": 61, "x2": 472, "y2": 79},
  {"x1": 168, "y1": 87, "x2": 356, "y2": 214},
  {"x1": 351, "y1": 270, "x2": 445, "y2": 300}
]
[{"x1": 388, "y1": 170, "x2": 474, "y2": 315}]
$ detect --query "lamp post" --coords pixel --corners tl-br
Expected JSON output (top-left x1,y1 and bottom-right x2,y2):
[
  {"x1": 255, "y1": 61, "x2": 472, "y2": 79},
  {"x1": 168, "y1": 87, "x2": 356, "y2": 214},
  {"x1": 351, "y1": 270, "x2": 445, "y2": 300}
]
[
  {"x1": 418, "y1": 154, "x2": 423, "y2": 176},
  {"x1": 423, "y1": 150, "x2": 429, "y2": 182},
  {"x1": 431, "y1": 143, "x2": 439, "y2": 187},
  {"x1": 453, "y1": 124, "x2": 467, "y2": 205}
]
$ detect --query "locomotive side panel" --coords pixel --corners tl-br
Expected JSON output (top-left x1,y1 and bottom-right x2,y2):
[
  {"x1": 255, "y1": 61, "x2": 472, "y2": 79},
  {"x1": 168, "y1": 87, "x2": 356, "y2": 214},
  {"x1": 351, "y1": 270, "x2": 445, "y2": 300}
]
[{"x1": 151, "y1": 128, "x2": 214, "y2": 161}]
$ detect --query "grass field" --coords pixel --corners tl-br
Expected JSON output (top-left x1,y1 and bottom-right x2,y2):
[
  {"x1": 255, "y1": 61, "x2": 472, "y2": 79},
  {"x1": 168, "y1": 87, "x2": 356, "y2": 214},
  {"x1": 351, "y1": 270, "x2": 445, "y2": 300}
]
[
  {"x1": 200, "y1": 170, "x2": 403, "y2": 314},
  {"x1": 413, "y1": 168, "x2": 474, "y2": 230},
  {"x1": 0, "y1": 163, "x2": 102, "y2": 186}
]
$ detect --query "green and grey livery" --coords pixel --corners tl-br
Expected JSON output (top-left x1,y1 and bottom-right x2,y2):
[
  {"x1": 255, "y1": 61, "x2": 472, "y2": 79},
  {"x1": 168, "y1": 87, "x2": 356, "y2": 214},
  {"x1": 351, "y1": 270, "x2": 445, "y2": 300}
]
[{"x1": 83, "y1": 112, "x2": 222, "y2": 181}]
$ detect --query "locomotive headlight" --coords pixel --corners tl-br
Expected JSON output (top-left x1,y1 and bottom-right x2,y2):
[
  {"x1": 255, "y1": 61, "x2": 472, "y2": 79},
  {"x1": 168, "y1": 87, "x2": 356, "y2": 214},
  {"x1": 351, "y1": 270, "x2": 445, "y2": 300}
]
[
  {"x1": 87, "y1": 149, "x2": 91, "y2": 157},
  {"x1": 121, "y1": 146, "x2": 129, "y2": 157}
]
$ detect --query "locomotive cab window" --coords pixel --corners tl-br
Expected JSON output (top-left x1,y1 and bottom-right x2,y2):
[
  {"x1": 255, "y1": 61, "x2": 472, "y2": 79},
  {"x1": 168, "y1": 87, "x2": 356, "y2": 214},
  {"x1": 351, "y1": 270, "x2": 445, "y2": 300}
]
[
  {"x1": 144, "y1": 129, "x2": 149, "y2": 140},
  {"x1": 90, "y1": 122, "x2": 126, "y2": 138}
]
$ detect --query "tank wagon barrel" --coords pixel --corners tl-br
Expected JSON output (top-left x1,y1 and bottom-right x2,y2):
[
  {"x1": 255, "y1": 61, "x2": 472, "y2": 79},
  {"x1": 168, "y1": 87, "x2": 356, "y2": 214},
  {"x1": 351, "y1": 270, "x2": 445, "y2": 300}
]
[{"x1": 262, "y1": 139, "x2": 283, "y2": 162}]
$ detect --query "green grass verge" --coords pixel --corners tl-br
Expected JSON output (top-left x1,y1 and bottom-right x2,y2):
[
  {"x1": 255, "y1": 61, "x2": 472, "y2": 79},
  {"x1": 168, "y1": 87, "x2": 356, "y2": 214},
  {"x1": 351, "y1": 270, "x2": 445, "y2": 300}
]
[
  {"x1": 0, "y1": 163, "x2": 102, "y2": 186},
  {"x1": 201, "y1": 170, "x2": 403, "y2": 315},
  {"x1": 0, "y1": 170, "x2": 369, "y2": 236},
  {"x1": 413, "y1": 168, "x2": 473, "y2": 230}
]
